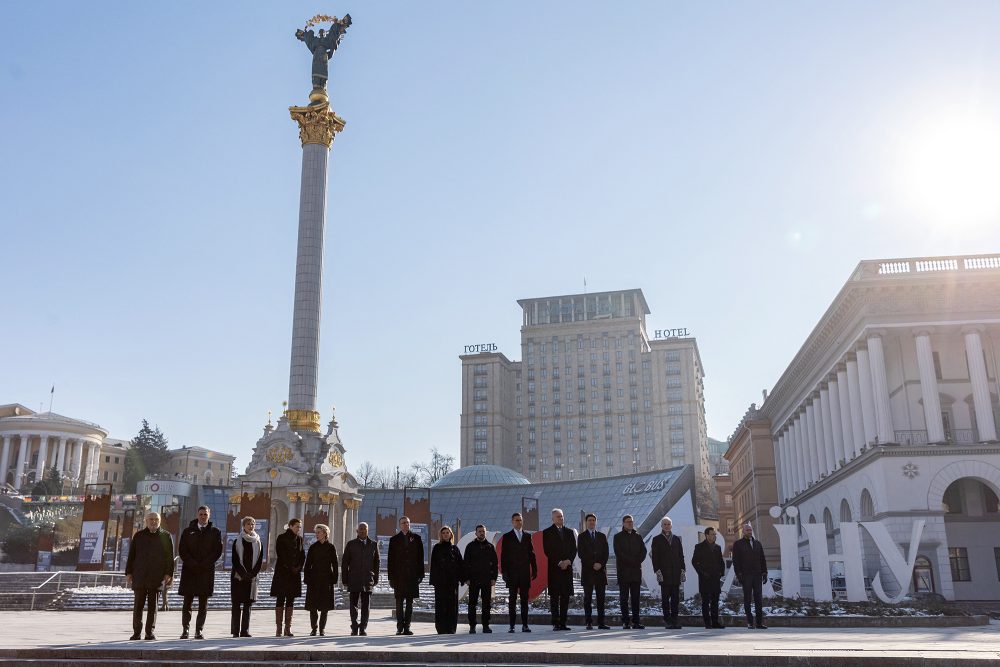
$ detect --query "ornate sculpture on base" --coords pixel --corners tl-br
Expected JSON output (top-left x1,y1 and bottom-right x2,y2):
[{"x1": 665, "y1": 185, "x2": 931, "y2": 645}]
[{"x1": 295, "y1": 13, "x2": 352, "y2": 106}]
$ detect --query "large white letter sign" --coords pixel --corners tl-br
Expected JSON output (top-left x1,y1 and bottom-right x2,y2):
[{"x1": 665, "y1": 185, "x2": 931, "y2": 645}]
[{"x1": 861, "y1": 519, "x2": 925, "y2": 604}]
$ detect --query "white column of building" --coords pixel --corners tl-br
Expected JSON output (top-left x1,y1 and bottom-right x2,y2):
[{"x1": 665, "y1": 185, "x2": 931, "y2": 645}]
[
  {"x1": 775, "y1": 433, "x2": 787, "y2": 501},
  {"x1": 783, "y1": 430, "x2": 795, "y2": 499},
  {"x1": 786, "y1": 420, "x2": 799, "y2": 495},
  {"x1": 0, "y1": 436, "x2": 9, "y2": 486},
  {"x1": 845, "y1": 355, "x2": 866, "y2": 456},
  {"x1": 827, "y1": 374, "x2": 846, "y2": 468},
  {"x1": 794, "y1": 417, "x2": 806, "y2": 494},
  {"x1": 964, "y1": 327, "x2": 998, "y2": 441},
  {"x1": 867, "y1": 332, "x2": 895, "y2": 444},
  {"x1": 87, "y1": 442, "x2": 100, "y2": 485},
  {"x1": 819, "y1": 386, "x2": 836, "y2": 474},
  {"x1": 914, "y1": 331, "x2": 945, "y2": 442},
  {"x1": 835, "y1": 365, "x2": 854, "y2": 461},
  {"x1": 34, "y1": 434, "x2": 50, "y2": 480},
  {"x1": 804, "y1": 401, "x2": 819, "y2": 485},
  {"x1": 811, "y1": 392, "x2": 829, "y2": 477},
  {"x1": 855, "y1": 345, "x2": 878, "y2": 447},
  {"x1": 55, "y1": 436, "x2": 67, "y2": 474},
  {"x1": 14, "y1": 435, "x2": 29, "y2": 489},
  {"x1": 71, "y1": 439, "x2": 84, "y2": 483}
]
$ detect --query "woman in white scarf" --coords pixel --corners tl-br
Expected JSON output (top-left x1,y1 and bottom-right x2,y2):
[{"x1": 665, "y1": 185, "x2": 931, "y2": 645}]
[{"x1": 231, "y1": 516, "x2": 263, "y2": 637}]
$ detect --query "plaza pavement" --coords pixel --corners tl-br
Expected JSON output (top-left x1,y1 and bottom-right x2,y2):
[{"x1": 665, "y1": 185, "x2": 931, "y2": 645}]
[{"x1": 0, "y1": 610, "x2": 997, "y2": 666}]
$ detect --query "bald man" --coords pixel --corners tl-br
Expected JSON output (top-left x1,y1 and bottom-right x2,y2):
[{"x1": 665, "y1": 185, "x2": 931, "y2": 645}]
[{"x1": 125, "y1": 512, "x2": 175, "y2": 640}]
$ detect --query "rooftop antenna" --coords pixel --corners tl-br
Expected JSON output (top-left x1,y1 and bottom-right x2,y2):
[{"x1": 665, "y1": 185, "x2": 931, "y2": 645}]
[
  {"x1": 49, "y1": 384, "x2": 55, "y2": 413},
  {"x1": 583, "y1": 276, "x2": 587, "y2": 295}
]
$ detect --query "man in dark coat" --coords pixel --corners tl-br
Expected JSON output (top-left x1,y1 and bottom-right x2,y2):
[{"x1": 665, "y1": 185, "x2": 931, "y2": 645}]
[
  {"x1": 387, "y1": 516, "x2": 424, "y2": 636},
  {"x1": 691, "y1": 526, "x2": 726, "y2": 629},
  {"x1": 650, "y1": 516, "x2": 686, "y2": 629},
  {"x1": 541, "y1": 508, "x2": 577, "y2": 631},
  {"x1": 125, "y1": 512, "x2": 175, "y2": 640},
  {"x1": 577, "y1": 513, "x2": 610, "y2": 630},
  {"x1": 732, "y1": 522, "x2": 768, "y2": 629},
  {"x1": 269, "y1": 518, "x2": 305, "y2": 637},
  {"x1": 499, "y1": 512, "x2": 536, "y2": 633},
  {"x1": 612, "y1": 514, "x2": 647, "y2": 629},
  {"x1": 341, "y1": 521, "x2": 379, "y2": 636},
  {"x1": 177, "y1": 506, "x2": 223, "y2": 639},
  {"x1": 464, "y1": 523, "x2": 498, "y2": 633}
]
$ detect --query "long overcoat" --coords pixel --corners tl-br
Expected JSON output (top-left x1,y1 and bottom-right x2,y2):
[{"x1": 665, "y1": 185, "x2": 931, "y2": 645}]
[
  {"x1": 387, "y1": 530, "x2": 424, "y2": 598},
  {"x1": 341, "y1": 537, "x2": 379, "y2": 593},
  {"x1": 650, "y1": 533, "x2": 686, "y2": 587},
  {"x1": 178, "y1": 519, "x2": 223, "y2": 597},
  {"x1": 269, "y1": 528, "x2": 305, "y2": 598},
  {"x1": 303, "y1": 540, "x2": 339, "y2": 611},
  {"x1": 541, "y1": 525, "x2": 577, "y2": 596},
  {"x1": 499, "y1": 530, "x2": 536, "y2": 589}
]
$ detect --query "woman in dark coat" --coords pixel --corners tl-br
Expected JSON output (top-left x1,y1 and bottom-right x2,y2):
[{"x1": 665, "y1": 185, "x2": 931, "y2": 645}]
[
  {"x1": 303, "y1": 524, "x2": 339, "y2": 636},
  {"x1": 429, "y1": 525, "x2": 466, "y2": 634},
  {"x1": 269, "y1": 518, "x2": 305, "y2": 637},
  {"x1": 231, "y1": 516, "x2": 264, "y2": 638}
]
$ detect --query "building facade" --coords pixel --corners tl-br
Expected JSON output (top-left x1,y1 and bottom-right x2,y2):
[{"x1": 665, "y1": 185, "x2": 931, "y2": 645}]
[
  {"x1": 0, "y1": 404, "x2": 108, "y2": 492},
  {"x1": 758, "y1": 254, "x2": 1000, "y2": 600},
  {"x1": 459, "y1": 289, "x2": 712, "y2": 515},
  {"x1": 713, "y1": 472, "x2": 736, "y2": 554},
  {"x1": 724, "y1": 404, "x2": 780, "y2": 566},
  {"x1": 167, "y1": 445, "x2": 235, "y2": 486}
]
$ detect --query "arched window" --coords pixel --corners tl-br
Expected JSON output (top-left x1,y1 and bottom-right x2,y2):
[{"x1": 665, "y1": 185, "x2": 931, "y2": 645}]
[
  {"x1": 840, "y1": 498, "x2": 852, "y2": 523},
  {"x1": 912, "y1": 555, "x2": 934, "y2": 593},
  {"x1": 860, "y1": 489, "x2": 875, "y2": 519},
  {"x1": 823, "y1": 508, "x2": 834, "y2": 533}
]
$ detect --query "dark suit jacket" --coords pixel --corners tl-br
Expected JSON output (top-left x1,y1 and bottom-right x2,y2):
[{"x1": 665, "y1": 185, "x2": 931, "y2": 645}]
[
  {"x1": 691, "y1": 539, "x2": 725, "y2": 587},
  {"x1": 387, "y1": 531, "x2": 424, "y2": 597},
  {"x1": 612, "y1": 529, "x2": 647, "y2": 584},
  {"x1": 650, "y1": 532, "x2": 685, "y2": 587},
  {"x1": 341, "y1": 537, "x2": 379, "y2": 592},
  {"x1": 731, "y1": 536, "x2": 767, "y2": 583},
  {"x1": 499, "y1": 529, "x2": 536, "y2": 588},
  {"x1": 577, "y1": 529, "x2": 609, "y2": 587},
  {"x1": 542, "y1": 524, "x2": 577, "y2": 596}
]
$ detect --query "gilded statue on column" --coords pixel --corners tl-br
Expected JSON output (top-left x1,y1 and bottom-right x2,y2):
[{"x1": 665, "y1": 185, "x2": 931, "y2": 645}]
[{"x1": 295, "y1": 14, "x2": 352, "y2": 104}]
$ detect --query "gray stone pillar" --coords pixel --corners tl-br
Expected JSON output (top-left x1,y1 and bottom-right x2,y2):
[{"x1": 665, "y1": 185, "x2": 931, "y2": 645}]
[
  {"x1": 835, "y1": 365, "x2": 853, "y2": 461},
  {"x1": 804, "y1": 401, "x2": 819, "y2": 485},
  {"x1": 819, "y1": 386, "x2": 836, "y2": 474},
  {"x1": 963, "y1": 327, "x2": 998, "y2": 441},
  {"x1": 794, "y1": 416, "x2": 807, "y2": 493},
  {"x1": 915, "y1": 331, "x2": 945, "y2": 442},
  {"x1": 285, "y1": 102, "x2": 345, "y2": 435},
  {"x1": 855, "y1": 345, "x2": 878, "y2": 447},
  {"x1": 0, "y1": 436, "x2": 8, "y2": 487},
  {"x1": 35, "y1": 434, "x2": 49, "y2": 481},
  {"x1": 866, "y1": 333, "x2": 894, "y2": 444},
  {"x1": 14, "y1": 435, "x2": 29, "y2": 490},
  {"x1": 55, "y1": 436, "x2": 67, "y2": 474},
  {"x1": 72, "y1": 440, "x2": 85, "y2": 485}
]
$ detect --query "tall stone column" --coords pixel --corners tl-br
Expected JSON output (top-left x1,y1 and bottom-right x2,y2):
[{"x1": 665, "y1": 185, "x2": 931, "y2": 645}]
[
  {"x1": 963, "y1": 327, "x2": 998, "y2": 441},
  {"x1": 55, "y1": 436, "x2": 67, "y2": 474},
  {"x1": 285, "y1": 102, "x2": 345, "y2": 435},
  {"x1": 819, "y1": 386, "x2": 836, "y2": 473},
  {"x1": 14, "y1": 435, "x2": 29, "y2": 490},
  {"x1": 915, "y1": 331, "x2": 945, "y2": 442},
  {"x1": 804, "y1": 401, "x2": 819, "y2": 485},
  {"x1": 87, "y1": 442, "x2": 101, "y2": 485},
  {"x1": 845, "y1": 357, "x2": 866, "y2": 457},
  {"x1": 0, "y1": 436, "x2": 9, "y2": 486},
  {"x1": 775, "y1": 434, "x2": 787, "y2": 501},
  {"x1": 811, "y1": 393, "x2": 829, "y2": 477},
  {"x1": 72, "y1": 440, "x2": 84, "y2": 484},
  {"x1": 35, "y1": 434, "x2": 49, "y2": 480},
  {"x1": 855, "y1": 345, "x2": 878, "y2": 447},
  {"x1": 867, "y1": 332, "x2": 895, "y2": 444},
  {"x1": 827, "y1": 375, "x2": 845, "y2": 468},
  {"x1": 794, "y1": 416, "x2": 807, "y2": 493},
  {"x1": 835, "y1": 365, "x2": 853, "y2": 461}
]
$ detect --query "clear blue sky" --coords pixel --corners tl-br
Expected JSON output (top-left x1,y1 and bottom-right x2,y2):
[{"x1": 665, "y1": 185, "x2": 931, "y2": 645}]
[{"x1": 3, "y1": 2, "x2": 999, "y2": 472}]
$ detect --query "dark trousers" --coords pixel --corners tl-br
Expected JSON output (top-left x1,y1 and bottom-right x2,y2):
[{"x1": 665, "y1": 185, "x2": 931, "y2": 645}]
[
  {"x1": 742, "y1": 577, "x2": 764, "y2": 625},
  {"x1": 508, "y1": 582, "x2": 529, "y2": 628},
  {"x1": 468, "y1": 581, "x2": 492, "y2": 628},
  {"x1": 230, "y1": 602, "x2": 251, "y2": 636},
  {"x1": 619, "y1": 581, "x2": 640, "y2": 624},
  {"x1": 582, "y1": 581, "x2": 606, "y2": 625},
  {"x1": 700, "y1": 580, "x2": 721, "y2": 625},
  {"x1": 132, "y1": 588, "x2": 158, "y2": 636},
  {"x1": 434, "y1": 584, "x2": 459, "y2": 634},
  {"x1": 349, "y1": 591, "x2": 371, "y2": 630},
  {"x1": 660, "y1": 583, "x2": 680, "y2": 622},
  {"x1": 549, "y1": 591, "x2": 569, "y2": 627},
  {"x1": 275, "y1": 595, "x2": 294, "y2": 607},
  {"x1": 395, "y1": 593, "x2": 414, "y2": 631},
  {"x1": 309, "y1": 609, "x2": 329, "y2": 631},
  {"x1": 182, "y1": 594, "x2": 208, "y2": 631}
]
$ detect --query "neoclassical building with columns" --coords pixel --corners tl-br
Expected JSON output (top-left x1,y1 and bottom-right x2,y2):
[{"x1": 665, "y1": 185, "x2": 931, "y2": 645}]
[
  {"x1": 0, "y1": 404, "x2": 108, "y2": 492},
  {"x1": 759, "y1": 254, "x2": 1000, "y2": 601}
]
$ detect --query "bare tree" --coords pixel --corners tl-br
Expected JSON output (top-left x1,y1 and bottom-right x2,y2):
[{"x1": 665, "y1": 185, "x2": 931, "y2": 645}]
[
  {"x1": 412, "y1": 447, "x2": 455, "y2": 486},
  {"x1": 355, "y1": 460, "x2": 379, "y2": 488}
]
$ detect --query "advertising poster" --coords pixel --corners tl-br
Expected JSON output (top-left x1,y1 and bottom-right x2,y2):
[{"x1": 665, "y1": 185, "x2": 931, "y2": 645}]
[
  {"x1": 117, "y1": 537, "x2": 131, "y2": 571},
  {"x1": 403, "y1": 488, "x2": 431, "y2": 525},
  {"x1": 35, "y1": 527, "x2": 54, "y2": 572},
  {"x1": 224, "y1": 502, "x2": 241, "y2": 569},
  {"x1": 409, "y1": 522, "x2": 430, "y2": 568},
  {"x1": 77, "y1": 484, "x2": 112, "y2": 571},
  {"x1": 160, "y1": 504, "x2": 181, "y2": 557}
]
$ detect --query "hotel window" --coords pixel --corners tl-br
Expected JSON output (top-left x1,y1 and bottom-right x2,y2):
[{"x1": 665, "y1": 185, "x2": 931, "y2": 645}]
[
  {"x1": 114, "y1": 457, "x2": 120, "y2": 464},
  {"x1": 665, "y1": 351, "x2": 680, "y2": 362},
  {"x1": 103, "y1": 471, "x2": 109, "y2": 480},
  {"x1": 949, "y1": 547, "x2": 971, "y2": 582},
  {"x1": 667, "y1": 378, "x2": 682, "y2": 388},
  {"x1": 667, "y1": 389, "x2": 683, "y2": 401},
  {"x1": 644, "y1": 400, "x2": 651, "y2": 409},
  {"x1": 666, "y1": 363, "x2": 681, "y2": 375},
  {"x1": 105, "y1": 455, "x2": 111, "y2": 463}
]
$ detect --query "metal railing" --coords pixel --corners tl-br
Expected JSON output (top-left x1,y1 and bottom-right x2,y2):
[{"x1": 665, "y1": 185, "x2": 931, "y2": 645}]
[{"x1": 0, "y1": 571, "x2": 128, "y2": 610}]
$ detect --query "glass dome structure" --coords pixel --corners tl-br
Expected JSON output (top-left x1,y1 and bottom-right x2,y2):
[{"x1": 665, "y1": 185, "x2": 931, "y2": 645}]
[{"x1": 431, "y1": 465, "x2": 530, "y2": 489}]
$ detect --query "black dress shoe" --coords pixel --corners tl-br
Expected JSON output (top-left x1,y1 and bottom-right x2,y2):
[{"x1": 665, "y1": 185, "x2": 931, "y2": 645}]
[
  {"x1": 403, "y1": 629, "x2": 413, "y2": 635},
  {"x1": 633, "y1": 623, "x2": 645, "y2": 630},
  {"x1": 195, "y1": 630, "x2": 205, "y2": 639},
  {"x1": 483, "y1": 627, "x2": 492, "y2": 633},
  {"x1": 180, "y1": 629, "x2": 189, "y2": 639},
  {"x1": 704, "y1": 623, "x2": 713, "y2": 629},
  {"x1": 522, "y1": 626, "x2": 531, "y2": 632},
  {"x1": 469, "y1": 627, "x2": 476, "y2": 634},
  {"x1": 129, "y1": 634, "x2": 141, "y2": 641},
  {"x1": 747, "y1": 623, "x2": 755, "y2": 630},
  {"x1": 351, "y1": 628, "x2": 358, "y2": 636},
  {"x1": 232, "y1": 633, "x2": 239, "y2": 638},
  {"x1": 359, "y1": 629, "x2": 367, "y2": 636},
  {"x1": 144, "y1": 634, "x2": 156, "y2": 640},
  {"x1": 311, "y1": 628, "x2": 318, "y2": 636},
  {"x1": 756, "y1": 623, "x2": 768, "y2": 630},
  {"x1": 508, "y1": 627, "x2": 515, "y2": 633},
  {"x1": 239, "y1": 632, "x2": 252, "y2": 637},
  {"x1": 598, "y1": 624, "x2": 611, "y2": 630},
  {"x1": 586, "y1": 623, "x2": 593, "y2": 630},
  {"x1": 562, "y1": 625, "x2": 572, "y2": 631},
  {"x1": 712, "y1": 622, "x2": 726, "y2": 629},
  {"x1": 623, "y1": 623, "x2": 632, "y2": 629},
  {"x1": 395, "y1": 629, "x2": 403, "y2": 636}
]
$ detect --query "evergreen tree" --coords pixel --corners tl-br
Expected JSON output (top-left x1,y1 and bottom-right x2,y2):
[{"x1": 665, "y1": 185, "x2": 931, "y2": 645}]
[
  {"x1": 123, "y1": 419, "x2": 172, "y2": 490},
  {"x1": 44, "y1": 466, "x2": 63, "y2": 495}
]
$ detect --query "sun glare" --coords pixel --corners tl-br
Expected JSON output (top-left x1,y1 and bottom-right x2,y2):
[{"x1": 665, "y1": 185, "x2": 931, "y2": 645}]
[{"x1": 898, "y1": 112, "x2": 1000, "y2": 228}]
